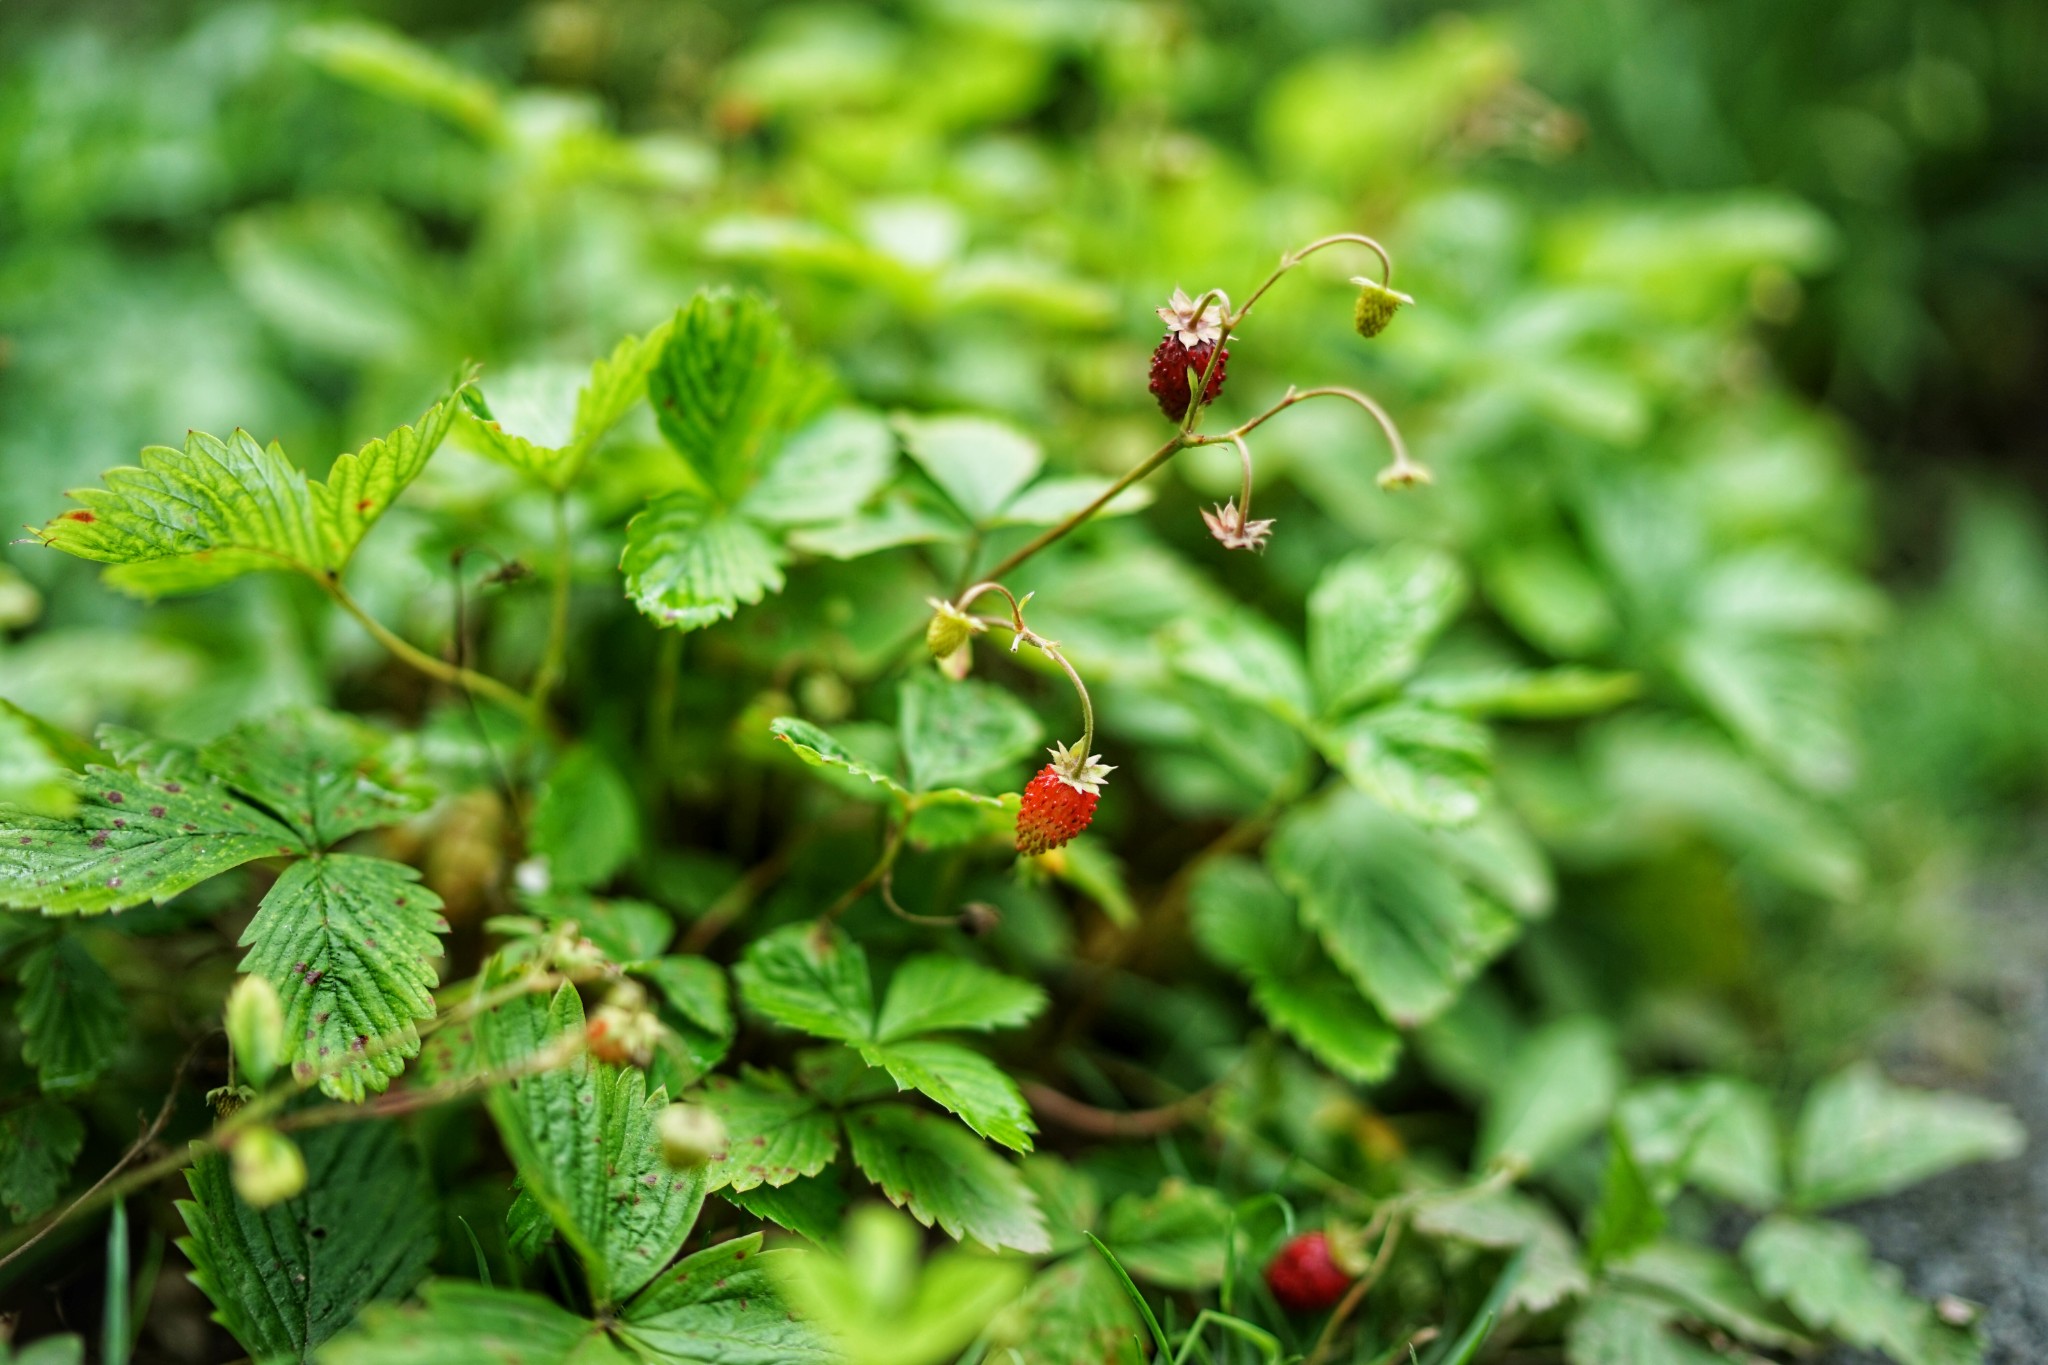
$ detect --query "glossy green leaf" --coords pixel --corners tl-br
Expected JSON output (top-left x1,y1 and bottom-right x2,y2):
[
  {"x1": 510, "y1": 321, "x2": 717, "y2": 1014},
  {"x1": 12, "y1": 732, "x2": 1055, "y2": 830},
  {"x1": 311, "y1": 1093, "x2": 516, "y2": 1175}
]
[
  {"x1": 1409, "y1": 666, "x2": 1641, "y2": 719},
  {"x1": 1320, "y1": 702, "x2": 1492, "y2": 827},
  {"x1": 621, "y1": 489, "x2": 788, "y2": 632},
  {"x1": 1102, "y1": 1181, "x2": 1232, "y2": 1290},
  {"x1": 1609, "y1": 1242, "x2": 1805, "y2": 1351},
  {"x1": 1267, "y1": 788, "x2": 1518, "y2": 1027},
  {"x1": 894, "y1": 414, "x2": 1042, "y2": 526},
  {"x1": 1308, "y1": 543, "x2": 1468, "y2": 715},
  {"x1": 721, "y1": 1177, "x2": 848, "y2": 1247},
  {"x1": 0, "y1": 1101, "x2": 83, "y2": 1223},
  {"x1": 769, "y1": 717, "x2": 910, "y2": 801},
  {"x1": 896, "y1": 671, "x2": 1044, "y2": 792},
  {"x1": 857, "y1": 1038, "x2": 1036, "y2": 1152},
  {"x1": 176, "y1": 1121, "x2": 437, "y2": 1364},
  {"x1": 477, "y1": 982, "x2": 706, "y2": 1306},
  {"x1": 320, "y1": 1282, "x2": 611, "y2": 1365},
  {"x1": 617, "y1": 1233, "x2": 833, "y2": 1363},
  {"x1": 237, "y1": 855, "x2": 447, "y2": 1102},
  {"x1": 873, "y1": 954, "x2": 1046, "y2": 1042},
  {"x1": 733, "y1": 922, "x2": 875, "y2": 1043},
  {"x1": 464, "y1": 322, "x2": 674, "y2": 491},
  {"x1": 531, "y1": 745, "x2": 640, "y2": 891},
  {"x1": 843, "y1": 1103, "x2": 1049, "y2": 1253},
  {"x1": 197, "y1": 709, "x2": 429, "y2": 849},
  {"x1": 699, "y1": 1071, "x2": 841, "y2": 1193},
  {"x1": 1475, "y1": 1017, "x2": 1621, "y2": 1174},
  {"x1": 742, "y1": 408, "x2": 898, "y2": 527}
]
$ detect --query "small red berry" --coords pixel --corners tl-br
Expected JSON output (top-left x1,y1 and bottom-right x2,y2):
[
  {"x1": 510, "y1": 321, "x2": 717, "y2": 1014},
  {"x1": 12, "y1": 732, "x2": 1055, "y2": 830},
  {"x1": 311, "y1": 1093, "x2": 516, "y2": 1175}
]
[
  {"x1": 1149, "y1": 335, "x2": 1228, "y2": 422},
  {"x1": 1015, "y1": 740, "x2": 1114, "y2": 857},
  {"x1": 1266, "y1": 1232, "x2": 1354, "y2": 1313}
]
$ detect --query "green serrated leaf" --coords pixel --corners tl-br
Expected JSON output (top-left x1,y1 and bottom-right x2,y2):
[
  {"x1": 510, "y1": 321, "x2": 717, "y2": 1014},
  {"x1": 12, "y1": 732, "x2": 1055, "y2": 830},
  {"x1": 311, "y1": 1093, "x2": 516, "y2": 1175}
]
[
  {"x1": 320, "y1": 1282, "x2": 609, "y2": 1365},
  {"x1": 734, "y1": 922, "x2": 875, "y2": 1043},
  {"x1": 237, "y1": 855, "x2": 447, "y2": 1101},
  {"x1": 1309, "y1": 543, "x2": 1468, "y2": 715},
  {"x1": 857, "y1": 1038, "x2": 1036, "y2": 1152},
  {"x1": 531, "y1": 746, "x2": 640, "y2": 891},
  {"x1": 721, "y1": 1177, "x2": 849, "y2": 1246},
  {"x1": 176, "y1": 1121, "x2": 438, "y2": 1364},
  {"x1": 742, "y1": 408, "x2": 898, "y2": 528},
  {"x1": 1743, "y1": 1215, "x2": 1978, "y2": 1365},
  {"x1": 843, "y1": 1103, "x2": 1049, "y2": 1253},
  {"x1": 768, "y1": 717, "x2": 911, "y2": 801},
  {"x1": 699, "y1": 1071, "x2": 841, "y2": 1193},
  {"x1": 1565, "y1": 1289, "x2": 1729, "y2": 1365},
  {"x1": 989, "y1": 1252, "x2": 1146, "y2": 1365},
  {"x1": 1610, "y1": 1242, "x2": 1805, "y2": 1351},
  {"x1": 1791, "y1": 1062, "x2": 2024, "y2": 1210},
  {"x1": 477, "y1": 982, "x2": 707, "y2": 1306},
  {"x1": 894, "y1": 414, "x2": 1042, "y2": 526},
  {"x1": 1267, "y1": 787, "x2": 1519, "y2": 1028},
  {"x1": 198, "y1": 709, "x2": 429, "y2": 849},
  {"x1": 1320, "y1": 702, "x2": 1492, "y2": 827},
  {"x1": 650, "y1": 292, "x2": 832, "y2": 506},
  {"x1": 896, "y1": 671, "x2": 1044, "y2": 792},
  {"x1": 15, "y1": 934, "x2": 126, "y2": 1093},
  {"x1": 0, "y1": 761, "x2": 303, "y2": 915},
  {"x1": 873, "y1": 955, "x2": 1046, "y2": 1042},
  {"x1": 0, "y1": 1101, "x2": 83, "y2": 1223},
  {"x1": 34, "y1": 382, "x2": 467, "y2": 598},
  {"x1": 1160, "y1": 609, "x2": 1315, "y2": 730},
  {"x1": 1411, "y1": 1187, "x2": 1589, "y2": 1314},
  {"x1": 622, "y1": 489, "x2": 788, "y2": 632},
  {"x1": 465, "y1": 322, "x2": 675, "y2": 491},
  {"x1": 617, "y1": 1233, "x2": 833, "y2": 1362}
]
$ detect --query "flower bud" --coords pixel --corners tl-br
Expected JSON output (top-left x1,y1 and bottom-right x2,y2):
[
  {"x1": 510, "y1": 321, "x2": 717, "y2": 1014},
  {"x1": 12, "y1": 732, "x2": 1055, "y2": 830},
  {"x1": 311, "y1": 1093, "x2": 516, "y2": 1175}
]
[
  {"x1": 225, "y1": 974, "x2": 286, "y2": 1088},
  {"x1": 230, "y1": 1126, "x2": 307, "y2": 1208},
  {"x1": 925, "y1": 599, "x2": 980, "y2": 661},
  {"x1": 656, "y1": 1103, "x2": 728, "y2": 1170},
  {"x1": 1351, "y1": 278, "x2": 1413, "y2": 339},
  {"x1": 586, "y1": 978, "x2": 661, "y2": 1067}
]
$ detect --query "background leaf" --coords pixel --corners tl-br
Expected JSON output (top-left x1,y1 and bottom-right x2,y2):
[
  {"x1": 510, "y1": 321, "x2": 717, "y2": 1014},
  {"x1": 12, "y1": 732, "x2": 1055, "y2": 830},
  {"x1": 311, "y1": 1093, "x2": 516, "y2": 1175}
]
[{"x1": 844, "y1": 1103, "x2": 1049, "y2": 1253}]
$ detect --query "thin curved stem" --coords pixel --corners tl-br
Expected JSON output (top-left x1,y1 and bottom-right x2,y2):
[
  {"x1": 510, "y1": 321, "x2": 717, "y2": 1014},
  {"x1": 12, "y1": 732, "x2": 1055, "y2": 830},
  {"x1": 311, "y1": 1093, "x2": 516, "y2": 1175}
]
[
  {"x1": 324, "y1": 578, "x2": 531, "y2": 716},
  {"x1": 961, "y1": 605, "x2": 1095, "y2": 759},
  {"x1": 820, "y1": 818, "x2": 907, "y2": 922},
  {"x1": 1232, "y1": 233, "x2": 1395, "y2": 326},
  {"x1": 1194, "y1": 384, "x2": 1427, "y2": 486},
  {"x1": 878, "y1": 868, "x2": 971, "y2": 928},
  {"x1": 1228, "y1": 432, "x2": 1255, "y2": 520},
  {"x1": 979, "y1": 433, "x2": 1186, "y2": 582}
]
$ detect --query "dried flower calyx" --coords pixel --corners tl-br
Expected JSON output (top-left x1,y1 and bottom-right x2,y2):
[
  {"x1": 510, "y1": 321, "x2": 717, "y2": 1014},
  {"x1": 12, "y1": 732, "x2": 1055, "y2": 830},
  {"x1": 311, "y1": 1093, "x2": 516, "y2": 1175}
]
[{"x1": 1201, "y1": 497, "x2": 1275, "y2": 552}]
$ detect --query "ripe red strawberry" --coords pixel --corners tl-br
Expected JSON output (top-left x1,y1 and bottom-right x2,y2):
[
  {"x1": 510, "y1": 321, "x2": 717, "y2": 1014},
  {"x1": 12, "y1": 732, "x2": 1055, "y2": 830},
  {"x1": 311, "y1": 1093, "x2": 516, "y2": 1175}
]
[
  {"x1": 1265, "y1": 1232, "x2": 1354, "y2": 1313},
  {"x1": 1149, "y1": 336, "x2": 1228, "y2": 422},
  {"x1": 1015, "y1": 741, "x2": 1113, "y2": 856}
]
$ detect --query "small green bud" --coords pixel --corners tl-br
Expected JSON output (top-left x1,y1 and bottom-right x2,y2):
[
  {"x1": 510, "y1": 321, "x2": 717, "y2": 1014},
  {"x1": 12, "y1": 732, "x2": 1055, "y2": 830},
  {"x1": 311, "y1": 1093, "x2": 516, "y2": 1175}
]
[
  {"x1": 924, "y1": 599, "x2": 981, "y2": 662},
  {"x1": 656, "y1": 1102, "x2": 728, "y2": 1170},
  {"x1": 230, "y1": 1126, "x2": 307, "y2": 1208},
  {"x1": 225, "y1": 974, "x2": 286, "y2": 1088},
  {"x1": 1351, "y1": 278, "x2": 1414, "y2": 339}
]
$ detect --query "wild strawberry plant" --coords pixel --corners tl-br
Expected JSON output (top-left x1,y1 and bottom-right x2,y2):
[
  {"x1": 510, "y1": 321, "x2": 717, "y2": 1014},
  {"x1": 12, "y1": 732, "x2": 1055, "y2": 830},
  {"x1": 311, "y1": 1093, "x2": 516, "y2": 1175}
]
[{"x1": 0, "y1": 15, "x2": 2033, "y2": 1365}]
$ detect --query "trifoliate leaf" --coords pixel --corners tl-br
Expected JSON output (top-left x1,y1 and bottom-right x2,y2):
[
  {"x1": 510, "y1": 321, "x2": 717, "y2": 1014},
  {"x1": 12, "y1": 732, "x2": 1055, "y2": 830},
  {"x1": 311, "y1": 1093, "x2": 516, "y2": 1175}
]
[
  {"x1": 14, "y1": 934, "x2": 126, "y2": 1093},
  {"x1": 769, "y1": 717, "x2": 911, "y2": 801},
  {"x1": 1267, "y1": 787, "x2": 1519, "y2": 1028},
  {"x1": 1308, "y1": 543, "x2": 1468, "y2": 716},
  {"x1": 857, "y1": 1039, "x2": 1036, "y2": 1152},
  {"x1": 236, "y1": 854, "x2": 447, "y2": 1101},
  {"x1": 873, "y1": 955, "x2": 1046, "y2": 1042},
  {"x1": 1320, "y1": 702, "x2": 1492, "y2": 827},
  {"x1": 477, "y1": 981, "x2": 705, "y2": 1306},
  {"x1": 896, "y1": 671, "x2": 1043, "y2": 792},
  {"x1": 0, "y1": 762, "x2": 303, "y2": 915},
  {"x1": 617, "y1": 1232, "x2": 834, "y2": 1363},
  {"x1": 321, "y1": 1282, "x2": 609, "y2": 1365},
  {"x1": 1791, "y1": 1062, "x2": 2023, "y2": 1210},
  {"x1": 1102, "y1": 1181, "x2": 1232, "y2": 1290},
  {"x1": 176, "y1": 1120, "x2": 438, "y2": 1364},
  {"x1": 622, "y1": 489, "x2": 789, "y2": 632},
  {"x1": 531, "y1": 745, "x2": 640, "y2": 891},
  {"x1": 1743, "y1": 1215, "x2": 1978, "y2": 1365},
  {"x1": 894, "y1": 414, "x2": 1042, "y2": 527},
  {"x1": 649, "y1": 291, "x2": 832, "y2": 506},
  {"x1": 33, "y1": 380, "x2": 468, "y2": 598},
  {"x1": 843, "y1": 1103, "x2": 1049, "y2": 1253},
  {"x1": 1475, "y1": 1018, "x2": 1621, "y2": 1174},
  {"x1": 197, "y1": 709, "x2": 429, "y2": 848},
  {"x1": 734, "y1": 922, "x2": 875, "y2": 1043},
  {"x1": 0, "y1": 1101, "x2": 83, "y2": 1223},
  {"x1": 699, "y1": 1071, "x2": 841, "y2": 1193}
]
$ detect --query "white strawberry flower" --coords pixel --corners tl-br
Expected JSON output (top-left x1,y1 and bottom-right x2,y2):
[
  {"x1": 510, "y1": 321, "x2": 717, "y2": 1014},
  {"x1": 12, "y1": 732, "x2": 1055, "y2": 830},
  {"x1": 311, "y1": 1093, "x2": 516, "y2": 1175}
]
[
  {"x1": 1156, "y1": 287, "x2": 1227, "y2": 348},
  {"x1": 1049, "y1": 739, "x2": 1114, "y2": 794}
]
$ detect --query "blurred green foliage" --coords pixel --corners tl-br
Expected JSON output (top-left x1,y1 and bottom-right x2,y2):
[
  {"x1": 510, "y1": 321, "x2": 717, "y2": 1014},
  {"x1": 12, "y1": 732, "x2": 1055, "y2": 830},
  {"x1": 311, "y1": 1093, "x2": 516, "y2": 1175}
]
[{"x1": 2, "y1": 1, "x2": 2044, "y2": 1362}]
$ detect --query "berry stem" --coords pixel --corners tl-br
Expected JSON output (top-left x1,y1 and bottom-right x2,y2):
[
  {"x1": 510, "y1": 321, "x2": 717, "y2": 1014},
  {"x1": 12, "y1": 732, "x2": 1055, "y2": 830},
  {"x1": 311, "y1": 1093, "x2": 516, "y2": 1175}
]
[
  {"x1": 956, "y1": 581, "x2": 1096, "y2": 761},
  {"x1": 1192, "y1": 384, "x2": 1427, "y2": 487},
  {"x1": 1232, "y1": 232, "x2": 1396, "y2": 328},
  {"x1": 978, "y1": 432, "x2": 1187, "y2": 582}
]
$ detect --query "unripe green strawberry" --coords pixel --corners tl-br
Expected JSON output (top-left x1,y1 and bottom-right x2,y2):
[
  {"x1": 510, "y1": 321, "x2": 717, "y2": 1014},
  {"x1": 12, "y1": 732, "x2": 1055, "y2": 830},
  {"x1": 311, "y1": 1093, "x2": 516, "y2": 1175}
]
[
  {"x1": 657, "y1": 1103, "x2": 727, "y2": 1170},
  {"x1": 225, "y1": 973, "x2": 286, "y2": 1088},
  {"x1": 925, "y1": 599, "x2": 981, "y2": 661},
  {"x1": 231, "y1": 1126, "x2": 307, "y2": 1209},
  {"x1": 1351, "y1": 278, "x2": 1414, "y2": 339}
]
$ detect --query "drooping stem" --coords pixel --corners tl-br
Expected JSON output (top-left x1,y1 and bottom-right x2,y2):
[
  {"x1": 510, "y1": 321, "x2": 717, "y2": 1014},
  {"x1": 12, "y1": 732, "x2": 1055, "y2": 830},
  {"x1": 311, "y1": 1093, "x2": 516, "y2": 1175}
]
[
  {"x1": 1193, "y1": 384, "x2": 1427, "y2": 486},
  {"x1": 529, "y1": 492, "x2": 574, "y2": 711},
  {"x1": 820, "y1": 817, "x2": 907, "y2": 922},
  {"x1": 323, "y1": 577, "x2": 531, "y2": 716},
  {"x1": 957, "y1": 586, "x2": 1095, "y2": 759},
  {"x1": 1228, "y1": 432, "x2": 1255, "y2": 520},
  {"x1": 1232, "y1": 232, "x2": 1395, "y2": 326},
  {"x1": 978, "y1": 433, "x2": 1186, "y2": 582}
]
